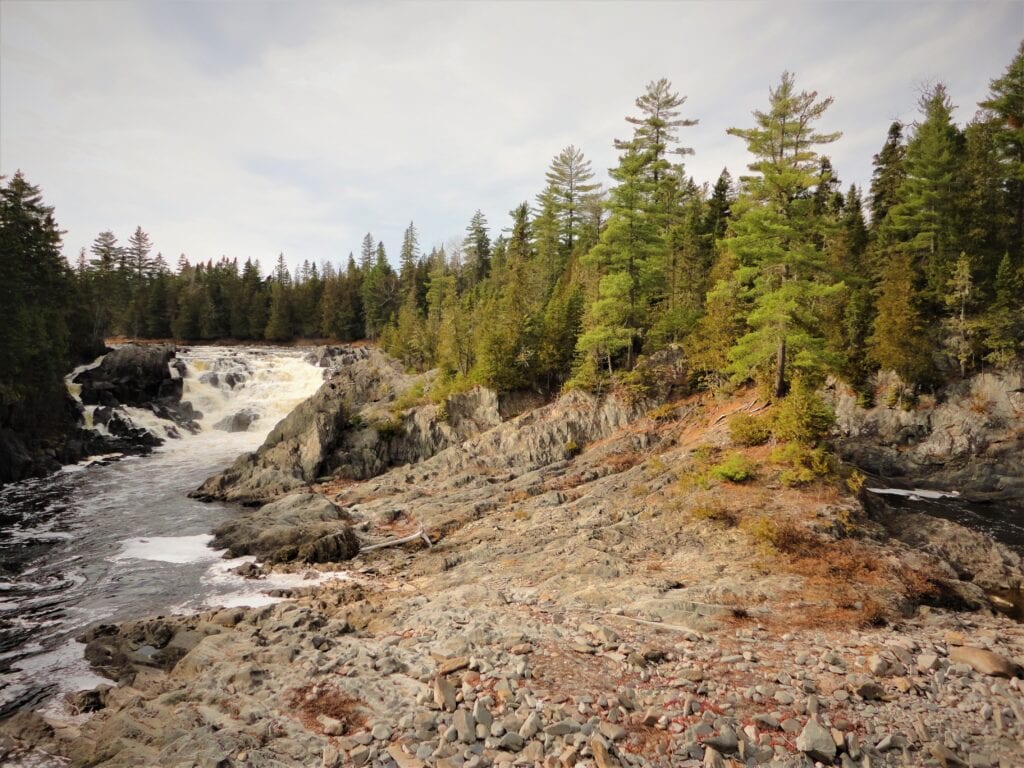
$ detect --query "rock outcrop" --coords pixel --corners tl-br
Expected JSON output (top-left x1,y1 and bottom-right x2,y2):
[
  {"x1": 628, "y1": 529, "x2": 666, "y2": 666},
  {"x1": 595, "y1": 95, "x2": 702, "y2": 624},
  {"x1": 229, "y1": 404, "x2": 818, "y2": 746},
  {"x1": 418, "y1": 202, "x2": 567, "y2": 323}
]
[
  {"x1": 211, "y1": 492, "x2": 358, "y2": 563},
  {"x1": 192, "y1": 348, "x2": 510, "y2": 504},
  {"x1": 829, "y1": 370, "x2": 1024, "y2": 502}
]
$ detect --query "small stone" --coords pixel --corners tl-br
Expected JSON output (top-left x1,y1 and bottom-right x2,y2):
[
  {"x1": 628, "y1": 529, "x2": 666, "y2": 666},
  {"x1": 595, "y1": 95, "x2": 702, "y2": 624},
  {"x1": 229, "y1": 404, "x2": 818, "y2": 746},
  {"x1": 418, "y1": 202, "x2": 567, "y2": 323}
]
[
  {"x1": 796, "y1": 718, "x2": 837, "y2": 762},
  {"x1": 917, "y1": 653, "x2": 939, "y2": 673},
  {"x1": 386, "y1": 743, "x2": 426, "y2": 768},
  {"x1": 599, "y1": 721, "x2": 626, "y2": 741},
  {"x1": 519, "y1": 711, "x2": 541, "y2": 740},
  {"x1": 856, "y1": 681, "x2": 885, "y2": 700},
  {"x1": 703, "y1": 746, "x2": 726, "y2": 768},
  {"x1": 453, "y1": 709, "x2": 476, "y2": 743},
  {"x1": 440, "y1": 656, "x2": 471, "y2": 675},
  {"x1": 704, "y1": 726, "x2": 738, "y2": 754},
  {"x1": 510, "y1": 643, "x2": 534, "y2": 655},
  {"x1": 318, "y1": 715, "x2": 345, "y2": 736},
  {"x1": 498, "y1": 732, "x2": 524, "y2": 751},
  {"x1": 545, "y1": 719, "x2": 580, "y2": 736},
  {"x1": 371, "y1": 723, "x2": 392, "y2": 741},
  {"x1": 434, "y1": 676, "x2": 457, "y2": 712},
  {"x1": 949, "y1": 646, "x2": 1018, "y2": 678},
  {"x1": 773, "y1": 691, "x2": 794, "y2": 705},
  {"x1": 867, "y1": 654, "x2": 888, "y2": 675},
  {"x1": 591, "y1": 737, "x2": 619, "y2": 768},
  {"x1": 472, "y1": 698, "x2": 493, "y2": 728}
]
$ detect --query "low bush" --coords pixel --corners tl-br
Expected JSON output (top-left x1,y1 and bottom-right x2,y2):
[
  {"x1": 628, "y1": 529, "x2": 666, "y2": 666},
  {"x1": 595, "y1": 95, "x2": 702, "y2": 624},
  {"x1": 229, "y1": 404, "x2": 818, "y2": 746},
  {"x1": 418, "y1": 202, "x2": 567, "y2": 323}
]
[
  {"x1": 772, "y1": 383, "x2": 835, "y2": 445},
  {"x1": 708, "y1": 452, "x2": 757, "y2": 483},
  {"x1": 728, "y1": 412, "x2": 772, "y2": 446}
]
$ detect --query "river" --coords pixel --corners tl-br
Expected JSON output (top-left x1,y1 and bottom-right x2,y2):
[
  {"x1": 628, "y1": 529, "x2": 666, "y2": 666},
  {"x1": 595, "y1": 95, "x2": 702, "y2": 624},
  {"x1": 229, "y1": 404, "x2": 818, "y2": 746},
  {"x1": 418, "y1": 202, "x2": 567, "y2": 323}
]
[{"x1": 0, "y1": 346, "x2": 325, "y2": 720}]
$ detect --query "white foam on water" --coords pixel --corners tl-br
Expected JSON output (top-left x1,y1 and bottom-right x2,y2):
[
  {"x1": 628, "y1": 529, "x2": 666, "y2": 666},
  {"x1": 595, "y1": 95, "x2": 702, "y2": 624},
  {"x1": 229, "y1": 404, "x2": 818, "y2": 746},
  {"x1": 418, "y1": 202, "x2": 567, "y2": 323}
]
[
  {"x1": 201, "y1": 556, "x2": 353, "y2": 609},
  {"x1": 4, "y1": 638, "x2": 114, "y2": 726},
  {"x1": 867, "y1": 487, "x2": 961, "y2": 500},
  {"x1": 110, "y1": 534, "x2": 225, "y2": 564}
]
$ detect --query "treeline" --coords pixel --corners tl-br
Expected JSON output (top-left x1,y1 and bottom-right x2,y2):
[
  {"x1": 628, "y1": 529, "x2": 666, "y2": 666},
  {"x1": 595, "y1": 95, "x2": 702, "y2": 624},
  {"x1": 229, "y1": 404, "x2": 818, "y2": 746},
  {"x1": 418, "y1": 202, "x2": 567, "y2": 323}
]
[{"x1": 4, "y1": 43, "x2": 1023, "y2": 413}]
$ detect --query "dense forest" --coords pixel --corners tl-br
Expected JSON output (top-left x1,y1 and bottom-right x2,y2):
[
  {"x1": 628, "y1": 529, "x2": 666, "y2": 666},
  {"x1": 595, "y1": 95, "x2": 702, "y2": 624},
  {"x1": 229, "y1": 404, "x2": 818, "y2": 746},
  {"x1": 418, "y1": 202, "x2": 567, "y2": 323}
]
[{"x1": 2, "y1": 43, "x2": 1022, "y2": 418}]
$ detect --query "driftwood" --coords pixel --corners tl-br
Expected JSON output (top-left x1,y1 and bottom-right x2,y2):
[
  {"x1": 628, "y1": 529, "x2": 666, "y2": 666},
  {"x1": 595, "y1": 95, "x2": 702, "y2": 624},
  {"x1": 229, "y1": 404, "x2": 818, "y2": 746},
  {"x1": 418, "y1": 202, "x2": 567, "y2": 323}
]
[{"x1": 359, "y1": 528, "x2": 432, "y2": 553}]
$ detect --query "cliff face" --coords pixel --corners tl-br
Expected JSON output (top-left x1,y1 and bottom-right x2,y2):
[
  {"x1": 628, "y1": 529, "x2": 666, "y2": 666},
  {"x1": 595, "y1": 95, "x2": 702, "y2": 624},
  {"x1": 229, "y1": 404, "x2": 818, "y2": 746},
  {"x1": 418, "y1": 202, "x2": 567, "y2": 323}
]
[{"x1": 828, "y1": 370, "x2": 1024, "y2": 502}]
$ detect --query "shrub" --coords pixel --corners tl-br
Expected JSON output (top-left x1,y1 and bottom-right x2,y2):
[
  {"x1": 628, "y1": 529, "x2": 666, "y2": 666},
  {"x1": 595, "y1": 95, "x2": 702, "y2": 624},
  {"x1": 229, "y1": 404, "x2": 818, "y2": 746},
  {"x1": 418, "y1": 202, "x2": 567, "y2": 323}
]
[
  {"x1": 771, "y1": 383, "x2": 835, "y2": 445},
  {"x1": 392, "y1": 381, "x2": 426, "y2": 413},
  {"x1": 728, "y1": 412, "x2": 772, "y2": 446},
  {"x1": 563, "y1": 439, "x2": 581, "y2": 459},
  {"x1": 771, "y1": 442, "x2": 836, "y2": 487},
  {"x1": 689, "y1": 503, "x2": 739, "y2": 527},
  {"x1": 708, "y1": 452, "x2": 757, "y2": 483}
]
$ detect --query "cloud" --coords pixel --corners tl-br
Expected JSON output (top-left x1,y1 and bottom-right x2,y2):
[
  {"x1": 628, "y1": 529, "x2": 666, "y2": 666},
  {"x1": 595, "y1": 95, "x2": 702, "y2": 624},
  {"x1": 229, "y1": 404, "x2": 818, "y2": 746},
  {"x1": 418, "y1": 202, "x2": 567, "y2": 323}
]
[{"x1": 1, "y1": 0, "x2": 1020, "y2": 272}]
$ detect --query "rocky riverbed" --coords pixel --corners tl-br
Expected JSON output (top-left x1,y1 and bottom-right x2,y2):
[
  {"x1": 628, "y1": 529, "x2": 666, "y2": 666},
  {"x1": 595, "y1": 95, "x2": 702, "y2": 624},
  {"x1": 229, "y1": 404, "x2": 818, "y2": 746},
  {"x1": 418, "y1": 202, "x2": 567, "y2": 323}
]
[{"x1": 3, "y1": 349, "x2": 1022, "y2": 767}]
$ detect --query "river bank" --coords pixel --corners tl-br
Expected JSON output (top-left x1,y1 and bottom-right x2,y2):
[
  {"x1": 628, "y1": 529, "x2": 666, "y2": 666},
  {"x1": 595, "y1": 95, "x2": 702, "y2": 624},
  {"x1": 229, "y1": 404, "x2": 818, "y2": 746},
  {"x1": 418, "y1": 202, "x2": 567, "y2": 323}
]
[{"x1": 2, "y1": 348, "x2": 1022, "y2": 767}]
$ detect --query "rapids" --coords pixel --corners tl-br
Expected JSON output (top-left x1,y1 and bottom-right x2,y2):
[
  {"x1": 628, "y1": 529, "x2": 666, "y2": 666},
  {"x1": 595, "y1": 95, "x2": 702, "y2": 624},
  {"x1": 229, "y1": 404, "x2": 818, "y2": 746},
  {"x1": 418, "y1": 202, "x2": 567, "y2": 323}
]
[{"x1": 0, "y1": 346, "x2": 325, "y2": 718}]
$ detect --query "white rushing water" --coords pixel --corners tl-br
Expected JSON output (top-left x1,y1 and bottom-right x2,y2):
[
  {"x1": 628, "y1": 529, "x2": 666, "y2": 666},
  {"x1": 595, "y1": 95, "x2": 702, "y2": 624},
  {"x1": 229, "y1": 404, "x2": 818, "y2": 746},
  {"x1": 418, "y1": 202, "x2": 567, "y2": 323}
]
[{"x1": 0, "y1": 346, "x2": 326, "y2": 718}]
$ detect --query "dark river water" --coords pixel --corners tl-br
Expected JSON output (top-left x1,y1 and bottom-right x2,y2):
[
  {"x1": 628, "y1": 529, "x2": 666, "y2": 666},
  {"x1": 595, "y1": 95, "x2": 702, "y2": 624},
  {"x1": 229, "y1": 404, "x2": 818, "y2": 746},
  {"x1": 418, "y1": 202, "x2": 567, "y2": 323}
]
[{"x1": 0, "y1": 347, "x2": 325, "y2": 720}]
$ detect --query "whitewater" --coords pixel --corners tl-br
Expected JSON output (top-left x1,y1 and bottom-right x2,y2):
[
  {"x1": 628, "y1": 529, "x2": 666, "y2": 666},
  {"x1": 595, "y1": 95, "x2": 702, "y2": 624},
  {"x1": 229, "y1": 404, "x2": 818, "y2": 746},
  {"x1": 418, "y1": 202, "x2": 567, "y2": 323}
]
[{"x1": 0, "y1": 346, "x2": 325, "y2": 718}]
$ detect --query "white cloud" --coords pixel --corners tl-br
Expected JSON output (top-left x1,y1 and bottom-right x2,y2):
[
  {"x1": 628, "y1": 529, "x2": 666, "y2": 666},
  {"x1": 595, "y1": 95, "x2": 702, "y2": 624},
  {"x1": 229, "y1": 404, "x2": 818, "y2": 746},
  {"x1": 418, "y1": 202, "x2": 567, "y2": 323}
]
[{"x1": 1, "y1": 0, "x2": 1020, "y2": 273}]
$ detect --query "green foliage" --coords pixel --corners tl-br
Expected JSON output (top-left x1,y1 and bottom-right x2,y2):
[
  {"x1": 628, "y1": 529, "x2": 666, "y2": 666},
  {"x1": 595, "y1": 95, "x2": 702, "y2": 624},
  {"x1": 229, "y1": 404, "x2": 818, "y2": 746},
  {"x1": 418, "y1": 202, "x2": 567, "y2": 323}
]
[
  {"x1": 728, "y1": 412, "x2": 772, "y2": 446},
  {"x1": 708, "y1": 451, "x2": 757, "y2": 483},
  {"x1": 771, "y1": 442, "x2": 836, "y2": 486},
  {"x1": 770, "y1": 383, "x2": 835, "y2": 445},
  {"x1": 723, "y1": 72, "x2": 844, "y2": 395}
]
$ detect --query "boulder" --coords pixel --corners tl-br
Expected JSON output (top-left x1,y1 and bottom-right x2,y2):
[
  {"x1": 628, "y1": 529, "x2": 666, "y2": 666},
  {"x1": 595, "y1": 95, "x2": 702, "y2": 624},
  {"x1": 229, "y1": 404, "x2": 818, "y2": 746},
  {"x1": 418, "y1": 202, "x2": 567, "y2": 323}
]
[
  {"x1": 213, "y1": 408, "x2": 259, "y2": 433},
  {"x1": 949, "y1": 646, "x2": 1020, "y2": 678},
  {"x1": 211, "y1": 492, "x2": 357, "y2": 562},
  {"x1": 75, "y1": 344, "x2": 179, "y2": 408}
]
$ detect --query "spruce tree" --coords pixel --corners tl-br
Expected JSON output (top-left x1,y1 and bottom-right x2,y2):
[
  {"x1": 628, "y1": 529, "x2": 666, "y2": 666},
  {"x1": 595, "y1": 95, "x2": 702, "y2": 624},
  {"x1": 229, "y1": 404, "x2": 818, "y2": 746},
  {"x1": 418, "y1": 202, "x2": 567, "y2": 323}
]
[{"x1": 869, "y1": 122, "x2": 907, "y2": 229}]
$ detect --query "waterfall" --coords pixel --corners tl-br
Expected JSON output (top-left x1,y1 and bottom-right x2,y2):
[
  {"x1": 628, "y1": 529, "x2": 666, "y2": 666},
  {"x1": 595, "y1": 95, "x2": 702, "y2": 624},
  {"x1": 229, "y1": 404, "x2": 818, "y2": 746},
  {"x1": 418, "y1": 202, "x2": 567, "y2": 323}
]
[{"x1": 0, "y1": 346, "x2": 326, "y2": 719}]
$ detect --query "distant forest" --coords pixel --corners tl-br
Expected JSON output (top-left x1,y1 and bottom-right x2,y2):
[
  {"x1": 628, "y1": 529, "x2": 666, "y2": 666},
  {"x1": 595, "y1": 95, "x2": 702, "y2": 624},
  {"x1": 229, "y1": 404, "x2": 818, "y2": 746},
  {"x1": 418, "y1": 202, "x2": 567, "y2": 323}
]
[{"x1": 2, "y1": 43, "x2": 1022, "y2": 414}]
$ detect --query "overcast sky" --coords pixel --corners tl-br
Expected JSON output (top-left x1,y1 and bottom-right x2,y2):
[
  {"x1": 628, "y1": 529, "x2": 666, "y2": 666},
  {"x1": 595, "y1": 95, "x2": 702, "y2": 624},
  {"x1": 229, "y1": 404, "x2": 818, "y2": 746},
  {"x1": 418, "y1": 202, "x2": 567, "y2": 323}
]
[{"x1": 1, "y1": 1, "x2": 1021, "y2": 274}]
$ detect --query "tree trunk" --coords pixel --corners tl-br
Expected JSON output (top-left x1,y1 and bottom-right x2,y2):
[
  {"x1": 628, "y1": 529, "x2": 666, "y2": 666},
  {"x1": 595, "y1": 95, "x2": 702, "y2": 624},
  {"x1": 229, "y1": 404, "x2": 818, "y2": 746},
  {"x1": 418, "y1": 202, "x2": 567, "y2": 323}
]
[{"x1": 774, "y1": 337, "x2": 787, "y2": 398}]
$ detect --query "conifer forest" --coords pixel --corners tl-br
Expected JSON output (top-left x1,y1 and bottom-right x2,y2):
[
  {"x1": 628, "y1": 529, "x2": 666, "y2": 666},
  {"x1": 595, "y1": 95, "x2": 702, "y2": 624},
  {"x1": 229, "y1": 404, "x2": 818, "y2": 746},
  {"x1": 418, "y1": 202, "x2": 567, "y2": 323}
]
[{"x1": 3, "y1": 43, "x2": 1023, "y2": 411}]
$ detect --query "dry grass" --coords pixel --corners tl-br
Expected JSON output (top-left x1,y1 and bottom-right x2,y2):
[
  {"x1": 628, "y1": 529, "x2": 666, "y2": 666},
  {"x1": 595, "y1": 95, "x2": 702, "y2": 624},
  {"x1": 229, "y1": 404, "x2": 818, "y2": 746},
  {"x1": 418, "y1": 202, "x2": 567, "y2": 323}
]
[
  {"x1": 286, "y1": 684, "x2": 367, "y2": 735},
  {"x1": 602, "y1": 451, "x2": 643, "y2": 473}
]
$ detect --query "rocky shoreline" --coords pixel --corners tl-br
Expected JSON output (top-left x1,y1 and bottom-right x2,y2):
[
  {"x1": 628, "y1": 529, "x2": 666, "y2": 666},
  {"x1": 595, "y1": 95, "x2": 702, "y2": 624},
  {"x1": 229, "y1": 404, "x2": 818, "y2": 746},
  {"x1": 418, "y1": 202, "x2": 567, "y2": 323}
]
[{"x1": 3, "y1": 348, "x2": 1022, "y2": 767}]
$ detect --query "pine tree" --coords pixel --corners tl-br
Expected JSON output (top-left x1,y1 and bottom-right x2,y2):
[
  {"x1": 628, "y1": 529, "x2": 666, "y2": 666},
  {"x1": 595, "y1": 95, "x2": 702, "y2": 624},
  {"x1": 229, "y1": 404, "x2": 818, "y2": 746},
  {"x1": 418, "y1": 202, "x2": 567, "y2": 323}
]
[
  {"x1": 980, "y1": 41, "x2": 1024, "y2": 259},
  {"x1": 126, "y1": 226, "x2": 154, "y2": 279},
  {"x1": 724, "y1": 72, "x2": 843, "y2": 396},
  {"x1": 359, "y1": 233, "x2": 376, "y2": 270},
  {"x1": 544, "y1": 145, "x2": 601, "y2": 254}
]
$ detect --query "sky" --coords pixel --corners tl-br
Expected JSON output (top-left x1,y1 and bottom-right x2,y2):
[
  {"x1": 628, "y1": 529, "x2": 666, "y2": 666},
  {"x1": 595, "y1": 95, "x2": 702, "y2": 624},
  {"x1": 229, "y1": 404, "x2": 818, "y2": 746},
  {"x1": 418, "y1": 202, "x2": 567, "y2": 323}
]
[{"x1": 1, "y1": 1, "x2": 1021, "y2": 274}]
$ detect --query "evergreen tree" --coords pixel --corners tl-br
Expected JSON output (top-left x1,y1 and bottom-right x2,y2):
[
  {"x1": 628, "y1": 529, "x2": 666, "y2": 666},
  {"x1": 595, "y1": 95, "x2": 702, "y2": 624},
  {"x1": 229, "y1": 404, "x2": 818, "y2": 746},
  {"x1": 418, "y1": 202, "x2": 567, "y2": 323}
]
[
  {"x1": 126, "y1": 226, "x2": 154, "y2": 279},
  {"x1": 724, "y1": 72, "x2": 843, "y2": 396},
  {"x1": 869, "y1": 121, "x2": 907, "y2": 228},
  {"x1": 544, "y1": 145, "x2": 601, "y2": 254},
  {"x1": 359, "y1": 233, "x2": 376, "y2": 270},
  {"x1": 869, "y1": 250, "x2": 934, "y2": 384},
  {"x1": 399, "y1": 221, "x2": 420, "y2": 295},
  {"x1": 462, "y1": 210, "x2": 491, "y2": 286},
  {"x1": 879, "y1": 85, "x2": 964, "y2": 307},
  {"x1": 0, "y1": 173, "x2": 73, "y2": 409},
  {"x1": 980, "y1": 41, "x2": 1024, "y2": 259}
]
